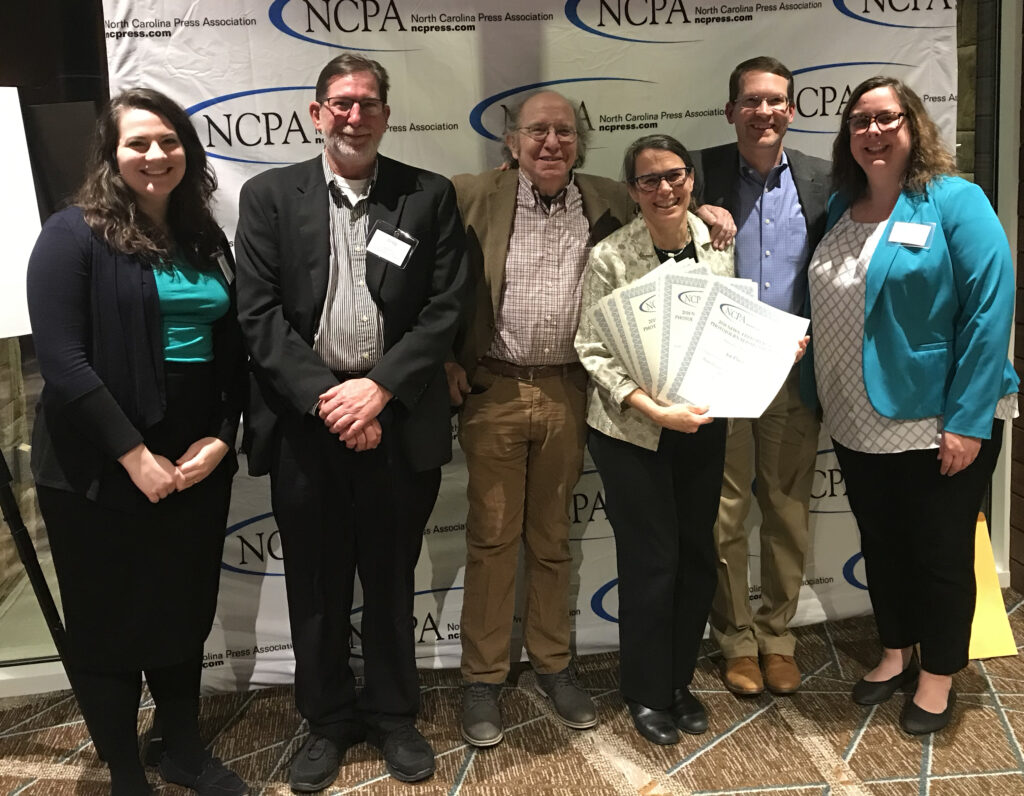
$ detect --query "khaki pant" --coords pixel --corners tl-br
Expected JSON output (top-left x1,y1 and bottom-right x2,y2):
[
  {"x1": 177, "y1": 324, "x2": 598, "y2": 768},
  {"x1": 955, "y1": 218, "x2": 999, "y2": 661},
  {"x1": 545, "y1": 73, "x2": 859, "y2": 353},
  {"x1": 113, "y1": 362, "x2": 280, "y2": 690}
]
[
  {"x1": 710, "y1": 370, "x2": 820, "y2": 658},
  {"x1": 458, "y1": 365, "x2": 587, "y2": 683}
]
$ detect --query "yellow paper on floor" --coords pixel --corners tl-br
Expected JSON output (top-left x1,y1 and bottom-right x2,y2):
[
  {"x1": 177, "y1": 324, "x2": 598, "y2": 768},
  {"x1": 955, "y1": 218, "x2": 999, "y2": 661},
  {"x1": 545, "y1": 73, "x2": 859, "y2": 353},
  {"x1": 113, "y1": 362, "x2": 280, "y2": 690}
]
[{"x1": 969, "y1": 513, "x2": 1017, "y2": 659}]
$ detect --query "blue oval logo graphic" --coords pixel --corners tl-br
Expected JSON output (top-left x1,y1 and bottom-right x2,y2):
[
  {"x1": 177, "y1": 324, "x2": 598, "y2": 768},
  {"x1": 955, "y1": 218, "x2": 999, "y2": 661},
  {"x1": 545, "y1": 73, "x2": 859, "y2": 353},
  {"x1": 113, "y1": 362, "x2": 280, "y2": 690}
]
[
  {"x1": 186, "y1": 87, "x2": 324, "y2": 165},
  {"x1": 832, "y1": 0, "x2": 954, "y2": 30},
  {"x1": 469, "y1": 77, "x2": 653, "y2": 142},
  {"x1": 639, "y1": 295, "x2": 657, "y2": 313},
  {"x1": 222, "y1": 512, "x2": 287, "y2": 576},
  {"x1": 678, "y1": 290, "x2": 702, "y2": 306},
  {"x1": 268, "y1": 0, "x2": 417, "y2": 51},
  {"x1": 564, "y1": 0, "x2": 700, "y2": 44},
  {"x1": 789, "y1": 61, "x2": 913, "y2": 135},
  {"x1": 842, "y1": 552, "x2": 868, "y2": 590},
  {"x1": 590, "y1": 578, "x2": 619, "y2": 623},
  {"x1": 720, "y1": 303, "x2": 746, "y2": 324}
]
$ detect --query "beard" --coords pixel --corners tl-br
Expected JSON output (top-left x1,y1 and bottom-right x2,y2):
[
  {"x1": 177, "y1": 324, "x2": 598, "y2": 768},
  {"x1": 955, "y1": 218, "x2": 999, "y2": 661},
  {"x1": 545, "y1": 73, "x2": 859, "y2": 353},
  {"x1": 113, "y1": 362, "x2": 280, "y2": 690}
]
[{"x1": 324, "y1": 128, "x2": 379, "y2": 175}]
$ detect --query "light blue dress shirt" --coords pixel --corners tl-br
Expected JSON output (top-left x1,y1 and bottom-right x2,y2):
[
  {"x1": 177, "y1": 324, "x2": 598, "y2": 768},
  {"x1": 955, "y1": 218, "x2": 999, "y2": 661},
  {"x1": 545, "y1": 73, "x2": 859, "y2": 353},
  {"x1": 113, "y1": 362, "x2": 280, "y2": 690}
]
[{"x1": 733, "y1": 151, "x2": 810, "y2": 316}]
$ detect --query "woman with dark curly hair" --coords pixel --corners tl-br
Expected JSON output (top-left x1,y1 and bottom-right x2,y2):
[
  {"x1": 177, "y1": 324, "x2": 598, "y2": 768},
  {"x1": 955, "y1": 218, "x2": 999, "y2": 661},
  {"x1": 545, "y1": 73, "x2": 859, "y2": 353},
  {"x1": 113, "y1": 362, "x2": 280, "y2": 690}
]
[
  {"x1": 808, "y1": 76, "x2": 1018, "y2": 735},
  {"x1": 26, "y1": 88, "x2": 248, "y2": 794}
]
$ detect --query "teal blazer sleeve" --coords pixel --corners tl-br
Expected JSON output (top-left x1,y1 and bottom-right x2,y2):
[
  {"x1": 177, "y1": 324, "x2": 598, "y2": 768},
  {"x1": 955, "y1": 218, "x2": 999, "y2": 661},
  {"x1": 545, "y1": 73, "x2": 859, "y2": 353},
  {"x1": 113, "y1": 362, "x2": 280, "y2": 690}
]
[{"x1": 837, "y1": 177, "x2": 1017, "y2": 439}]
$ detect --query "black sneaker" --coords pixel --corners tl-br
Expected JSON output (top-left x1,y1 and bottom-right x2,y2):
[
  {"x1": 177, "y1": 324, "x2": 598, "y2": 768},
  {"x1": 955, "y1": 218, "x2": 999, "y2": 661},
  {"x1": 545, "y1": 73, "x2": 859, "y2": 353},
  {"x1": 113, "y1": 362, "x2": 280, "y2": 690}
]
[
  {"x1": 158, "y1": 754, "x2": 249, "y2": 796},
  {"x1": 288, "y1": 734, "x2": 341, "y2": 793},
  {"x1": 368, "y1": 724, "x2": 435, "y2": 783}
]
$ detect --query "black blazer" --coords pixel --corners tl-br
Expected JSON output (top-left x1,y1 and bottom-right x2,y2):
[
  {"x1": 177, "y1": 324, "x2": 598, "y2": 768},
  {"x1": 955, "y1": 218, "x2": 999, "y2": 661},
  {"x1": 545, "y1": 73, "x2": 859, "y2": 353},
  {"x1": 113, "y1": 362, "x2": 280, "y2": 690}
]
[
  {"x1": 692, "y1": 142, "x2": 831, "y2": 258},
  {"x1": 26, "y1": 206, "x2": 246, "y2": 502},
  {"x1": 235, "y1": 154, "x2": 468, "y2": 475}
]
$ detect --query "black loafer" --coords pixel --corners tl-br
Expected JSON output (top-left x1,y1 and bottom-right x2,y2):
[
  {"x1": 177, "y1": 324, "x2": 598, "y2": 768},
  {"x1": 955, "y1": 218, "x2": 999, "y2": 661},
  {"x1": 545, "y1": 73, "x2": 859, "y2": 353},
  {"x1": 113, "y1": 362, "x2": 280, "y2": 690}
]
[
  {"x1": 159, "y1": 754, "x2": 249, "y2": 796},
  {"x1": 851, "y1": 659, "x2": 920, "y2": 705},
  {"x1": 901, "y1": 689, "x2": 956, "y2": 735},
  {"x1": 671, "y1": 688, "x2": 708, "y2": 735},
  {"x1": 626, "y1": 700, "x2": 679, "y2": 745}
]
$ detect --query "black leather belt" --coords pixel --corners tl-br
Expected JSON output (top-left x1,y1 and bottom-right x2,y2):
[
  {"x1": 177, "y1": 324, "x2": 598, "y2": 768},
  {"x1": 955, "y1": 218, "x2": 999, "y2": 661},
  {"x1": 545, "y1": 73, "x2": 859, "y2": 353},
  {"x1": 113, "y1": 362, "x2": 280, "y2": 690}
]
[{"x1": 331, "y1": 370, "x2": 370, "y2": 381}]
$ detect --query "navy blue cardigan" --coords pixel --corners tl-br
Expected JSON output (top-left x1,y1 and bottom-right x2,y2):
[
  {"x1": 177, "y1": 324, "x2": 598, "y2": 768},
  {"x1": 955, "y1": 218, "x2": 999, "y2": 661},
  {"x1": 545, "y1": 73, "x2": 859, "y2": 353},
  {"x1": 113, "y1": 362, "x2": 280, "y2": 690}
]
[{"x1": 26, "y1": 206, "x2": 246, "y2": 503}]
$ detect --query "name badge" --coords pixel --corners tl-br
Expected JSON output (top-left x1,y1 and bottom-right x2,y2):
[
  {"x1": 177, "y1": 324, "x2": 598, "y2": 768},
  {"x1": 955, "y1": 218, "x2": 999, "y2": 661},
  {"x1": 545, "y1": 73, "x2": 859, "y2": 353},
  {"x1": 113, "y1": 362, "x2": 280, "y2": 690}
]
[
  {"x1": 367, "y1": 220, "x2": 418, "y2": 269},
  {"x1": 215, "y1": 250, "x2": 234, "y2": 284},
  {"x1": 888, "y1": 221, "x2": 935, "y2": 249}
]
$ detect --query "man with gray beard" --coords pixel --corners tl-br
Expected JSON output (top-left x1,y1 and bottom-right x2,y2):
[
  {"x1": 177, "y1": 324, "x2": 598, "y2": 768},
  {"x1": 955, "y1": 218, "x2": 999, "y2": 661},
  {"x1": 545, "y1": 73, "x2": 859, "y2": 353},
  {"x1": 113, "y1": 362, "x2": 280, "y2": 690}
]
[{"x1": 236, "y1": 53, "x2": 467, "y2": 790}]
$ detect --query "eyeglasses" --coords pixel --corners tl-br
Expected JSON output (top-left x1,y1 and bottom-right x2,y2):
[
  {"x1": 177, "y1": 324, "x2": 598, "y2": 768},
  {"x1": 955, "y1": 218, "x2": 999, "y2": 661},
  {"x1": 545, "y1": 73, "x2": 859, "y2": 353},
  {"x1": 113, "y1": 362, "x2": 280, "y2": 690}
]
[
  {"x1": 629, "y1": 167, "x2": 694, "y2": 192},
  {"x1": 319, "y1": 96, "x2": 386, "y2": 117},
  {"x1": 847, "y1": 110, "x2": 906, "y2": 134},
  {"x1": 736, "y1": 94, "x2": 790, "y2": 111},
  {"x1": 518, "y1": 125, "x2": 578, "y2": 142}
]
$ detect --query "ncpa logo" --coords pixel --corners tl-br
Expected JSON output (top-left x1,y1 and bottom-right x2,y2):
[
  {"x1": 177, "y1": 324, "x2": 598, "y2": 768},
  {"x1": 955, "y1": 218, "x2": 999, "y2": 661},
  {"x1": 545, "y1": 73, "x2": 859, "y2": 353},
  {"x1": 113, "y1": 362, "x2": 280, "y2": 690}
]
[
  {"x1": 810, "y1": 447, "x2": 851, "y2": 515},
  {"x1": 719, "y1": 303, "x2": 746, "y2": 324},
  {"x1": 268, "y1": 0, "x2": 411, "y2": 51},
  {"x1": 565, "y1": 0, "x2": 699, "y2": 43},
  {"x1": 832, "y1": 0, "x2": 954, "y2": 29},
  {"x1": 789, "y1": 61, "x2": 912, "y2": 135},
  {"x1": 222, "y1": 512, "x2": 287, "y2": 576},
  {"x1": 470, "y1": 77, "x2": 654, "y2": 143},
  {"x1": 186, "y1": 87, "x2": 322, "y2": 165}
]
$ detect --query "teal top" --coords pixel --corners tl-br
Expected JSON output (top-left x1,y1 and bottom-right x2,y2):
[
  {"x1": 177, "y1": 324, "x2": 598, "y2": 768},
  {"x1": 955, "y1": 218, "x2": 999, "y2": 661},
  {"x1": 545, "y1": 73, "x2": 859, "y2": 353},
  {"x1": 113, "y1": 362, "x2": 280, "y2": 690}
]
[{"x1": 154, "y1": 255, "x2": 230, "y2": 362}]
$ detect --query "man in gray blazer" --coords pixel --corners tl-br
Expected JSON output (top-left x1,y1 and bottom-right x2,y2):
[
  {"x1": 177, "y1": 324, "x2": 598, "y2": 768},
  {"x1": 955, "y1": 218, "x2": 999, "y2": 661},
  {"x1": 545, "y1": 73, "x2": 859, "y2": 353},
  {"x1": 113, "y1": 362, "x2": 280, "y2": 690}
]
[{"x1": 692, "y1": 56, "x2": 829, "y2": 698}]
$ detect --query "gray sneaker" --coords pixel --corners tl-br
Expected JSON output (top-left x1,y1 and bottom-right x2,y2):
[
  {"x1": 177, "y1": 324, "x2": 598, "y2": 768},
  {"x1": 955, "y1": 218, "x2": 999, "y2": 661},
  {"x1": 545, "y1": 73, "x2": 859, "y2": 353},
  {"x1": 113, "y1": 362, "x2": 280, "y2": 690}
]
[
  {"x1": 461, "y1": 682, "x2": 503, "y2": 747},
  {"x1": 535, "y1": 667, "x2": 597, "y2": 729}
]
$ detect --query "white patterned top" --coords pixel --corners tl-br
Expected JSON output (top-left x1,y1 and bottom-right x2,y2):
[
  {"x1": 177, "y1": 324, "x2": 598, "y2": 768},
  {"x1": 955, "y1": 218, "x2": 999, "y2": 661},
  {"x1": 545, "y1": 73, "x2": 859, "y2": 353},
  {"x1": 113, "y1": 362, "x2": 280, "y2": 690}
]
[{"x1": 809, "y1": 208, "x2": 1016, "y2": 454}]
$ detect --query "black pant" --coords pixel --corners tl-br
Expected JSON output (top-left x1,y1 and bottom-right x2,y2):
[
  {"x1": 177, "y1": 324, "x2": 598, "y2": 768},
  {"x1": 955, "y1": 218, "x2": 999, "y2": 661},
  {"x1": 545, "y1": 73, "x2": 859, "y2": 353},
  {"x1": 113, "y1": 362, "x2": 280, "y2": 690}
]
[
  {"x1": 833, "y1": 420, "x2": 1003, "y2": 675},
  {"x1": 270, "y1": 409, "x2": 440, "y2": 737},
  {"x1": 69, "y1": 653, "x2": 206, "y2": 794},
  {"x1": 588, "y1": 421, "x2": 727, "y2": 708}
]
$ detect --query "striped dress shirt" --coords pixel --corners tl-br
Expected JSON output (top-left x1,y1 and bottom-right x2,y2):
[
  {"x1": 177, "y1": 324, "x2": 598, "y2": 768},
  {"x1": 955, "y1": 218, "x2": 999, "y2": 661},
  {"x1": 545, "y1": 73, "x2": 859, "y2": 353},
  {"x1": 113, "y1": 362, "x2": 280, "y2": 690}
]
[{"x1": 313, "y1": 152, "x2": 385, "y2": 372}]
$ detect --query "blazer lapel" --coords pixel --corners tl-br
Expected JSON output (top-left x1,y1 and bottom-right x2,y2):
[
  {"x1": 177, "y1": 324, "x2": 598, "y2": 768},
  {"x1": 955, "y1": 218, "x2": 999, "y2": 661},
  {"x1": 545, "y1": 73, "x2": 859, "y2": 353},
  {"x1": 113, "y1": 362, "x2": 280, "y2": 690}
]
[
  {"x1": 787, "y1": 149, "x2": 828, "y2": 233},
  {"x1": 864, "y1": 192, "x2": 918, "y2": 315},
  {"x1": 484, "y1": 172, "x2": 517, "y2": 322},
  {"x1": 702, "y1": 144, "x2": 740, "y2": 216},
  {"x1": 367, "y1": 155, "x2": 409, "y2": 297},
  {"x1": 295, "y1": 160, "x2": 331, "y2": 337}
]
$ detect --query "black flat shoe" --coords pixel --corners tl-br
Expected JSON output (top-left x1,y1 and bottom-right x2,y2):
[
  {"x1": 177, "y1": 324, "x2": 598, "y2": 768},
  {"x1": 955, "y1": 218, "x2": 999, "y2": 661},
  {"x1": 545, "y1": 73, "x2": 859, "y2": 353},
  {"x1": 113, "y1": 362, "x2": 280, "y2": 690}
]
[
  {"x1": 671, "y1": 688, "x2": 708, "y2": 735},
  {"x1": 626, "y1": 700, "x2": 679, "y2": 745},
  {"x1": 851, "y1": 658, "x2": 920, "y2": 705},
  {"x1": 901, "y1": 689, "x2": 956, "y2": 735}
]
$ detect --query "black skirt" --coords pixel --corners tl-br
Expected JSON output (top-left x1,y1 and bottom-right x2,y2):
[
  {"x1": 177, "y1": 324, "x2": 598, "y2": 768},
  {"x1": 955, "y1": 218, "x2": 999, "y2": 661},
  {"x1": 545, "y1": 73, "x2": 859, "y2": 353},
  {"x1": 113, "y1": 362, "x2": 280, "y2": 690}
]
[{"x1": 37, "y1": 362, "x2": 233, "y2": 671}]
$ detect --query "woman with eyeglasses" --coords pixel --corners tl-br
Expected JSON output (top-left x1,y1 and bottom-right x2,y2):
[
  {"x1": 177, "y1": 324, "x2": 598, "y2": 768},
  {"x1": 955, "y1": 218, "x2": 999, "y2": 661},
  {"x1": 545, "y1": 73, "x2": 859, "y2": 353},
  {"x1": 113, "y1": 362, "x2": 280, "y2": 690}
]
[
  {"x1": 807, "y1": 76, "x2": 1017, "y2": 735},
  {"x1": 574, "y1": 134, "x2": 734, "y2": 745},
  {"x1": 26, "y1": 89, "x2": 248, "y2": 794}
]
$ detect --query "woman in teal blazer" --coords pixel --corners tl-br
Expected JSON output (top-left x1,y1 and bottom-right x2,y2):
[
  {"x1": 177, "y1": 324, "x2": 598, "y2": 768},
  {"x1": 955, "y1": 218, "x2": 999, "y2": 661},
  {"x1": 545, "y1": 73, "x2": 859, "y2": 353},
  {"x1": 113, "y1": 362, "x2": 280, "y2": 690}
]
[{"x1": 808, "y1": 76, "x2": 1018, "y2": 736}]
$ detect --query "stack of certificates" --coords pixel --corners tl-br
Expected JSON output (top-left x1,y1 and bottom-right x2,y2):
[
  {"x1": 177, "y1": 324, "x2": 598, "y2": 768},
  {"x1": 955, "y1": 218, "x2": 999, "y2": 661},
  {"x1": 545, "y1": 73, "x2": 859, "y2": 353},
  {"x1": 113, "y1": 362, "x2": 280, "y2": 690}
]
[{"x1": 588, "y1": 259, "x2": 809, "y2": 418}]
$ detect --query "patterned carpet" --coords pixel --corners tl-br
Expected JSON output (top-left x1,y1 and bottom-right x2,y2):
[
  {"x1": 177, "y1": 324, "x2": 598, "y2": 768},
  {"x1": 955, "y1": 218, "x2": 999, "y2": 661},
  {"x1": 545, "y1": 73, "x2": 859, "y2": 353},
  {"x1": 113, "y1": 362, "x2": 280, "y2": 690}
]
[{"x1": 3, "y1": 593, "x2": 1024, "y2": 795}]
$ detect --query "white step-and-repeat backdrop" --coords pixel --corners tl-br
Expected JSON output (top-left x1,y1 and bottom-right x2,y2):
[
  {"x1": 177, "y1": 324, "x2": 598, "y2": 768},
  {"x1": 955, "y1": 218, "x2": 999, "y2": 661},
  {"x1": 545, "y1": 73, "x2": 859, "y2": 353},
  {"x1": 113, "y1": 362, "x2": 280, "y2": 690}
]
[{"x1": 100, "y1": 0, "x2": 957, "y2": 692}]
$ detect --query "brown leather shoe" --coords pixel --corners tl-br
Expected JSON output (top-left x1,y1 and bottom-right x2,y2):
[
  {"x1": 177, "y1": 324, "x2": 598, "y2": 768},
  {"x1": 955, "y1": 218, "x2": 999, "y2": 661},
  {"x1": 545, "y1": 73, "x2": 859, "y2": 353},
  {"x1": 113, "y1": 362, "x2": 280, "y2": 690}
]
[
  {"x1": 722, "y1": 656, "x2": 764, "y2": 695},
  {"x1": 763, "y1": 654, "x2": 801, "y2": 695}
]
